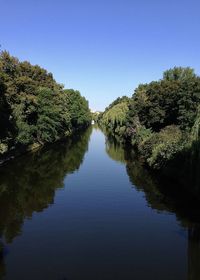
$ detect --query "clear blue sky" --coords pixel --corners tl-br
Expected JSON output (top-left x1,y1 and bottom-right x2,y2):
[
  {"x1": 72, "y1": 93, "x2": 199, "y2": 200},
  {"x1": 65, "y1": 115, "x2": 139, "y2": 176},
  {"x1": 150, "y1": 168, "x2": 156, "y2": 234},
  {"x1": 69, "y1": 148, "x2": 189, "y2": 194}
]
[{"x1": 0, "y1": 0, "x2": 200, "y2": 111}]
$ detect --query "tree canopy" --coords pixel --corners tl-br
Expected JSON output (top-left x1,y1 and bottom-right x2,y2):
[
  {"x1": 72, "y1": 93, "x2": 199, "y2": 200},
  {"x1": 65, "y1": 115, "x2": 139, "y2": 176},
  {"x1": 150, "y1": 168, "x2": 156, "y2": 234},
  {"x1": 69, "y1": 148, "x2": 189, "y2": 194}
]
[
  {"x1": 99, "y1": 67, "x2": 200, "y2": 172},
  {"x1": 0, "y1": 50, "x2": 91, "y2": 156}
]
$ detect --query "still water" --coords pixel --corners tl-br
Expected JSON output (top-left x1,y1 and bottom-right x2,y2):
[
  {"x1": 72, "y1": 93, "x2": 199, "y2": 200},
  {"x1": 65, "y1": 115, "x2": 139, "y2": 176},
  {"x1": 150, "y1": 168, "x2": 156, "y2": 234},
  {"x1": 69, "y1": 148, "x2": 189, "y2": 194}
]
[{"x1": 0, "y1": 126, "x2": 199, "y2": 280}]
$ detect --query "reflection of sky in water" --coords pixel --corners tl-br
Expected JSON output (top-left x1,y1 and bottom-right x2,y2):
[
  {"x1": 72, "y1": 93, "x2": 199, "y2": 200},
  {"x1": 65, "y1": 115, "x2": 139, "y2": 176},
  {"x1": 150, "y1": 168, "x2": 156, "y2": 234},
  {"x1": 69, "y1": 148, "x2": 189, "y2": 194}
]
[{"x1": 0, "y1": 127, "x2": 199, "y2": 280}]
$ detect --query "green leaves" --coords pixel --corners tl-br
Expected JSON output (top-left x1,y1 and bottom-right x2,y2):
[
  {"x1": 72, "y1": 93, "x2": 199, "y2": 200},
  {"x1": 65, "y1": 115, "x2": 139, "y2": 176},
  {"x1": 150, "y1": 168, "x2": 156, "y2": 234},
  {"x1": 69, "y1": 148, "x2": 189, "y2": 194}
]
[
  {"x1": 36, "y1": 88, "x2": 62, "y2": 143},
  {"x1": 63, "y1": 89, "x2": 92, "y2": 128},
  {"x1": 99, "y1": 97, "x2": 130, "y2": 138},
  {"x1": 0, "y1": 51, "x2": 91, "y2": 154},
  {"x1": 101, "y1": 67, "x2": 200, "y2": 172},
  {"x1": 163, "y1": 67, "x2": 196, "y2": 81}
]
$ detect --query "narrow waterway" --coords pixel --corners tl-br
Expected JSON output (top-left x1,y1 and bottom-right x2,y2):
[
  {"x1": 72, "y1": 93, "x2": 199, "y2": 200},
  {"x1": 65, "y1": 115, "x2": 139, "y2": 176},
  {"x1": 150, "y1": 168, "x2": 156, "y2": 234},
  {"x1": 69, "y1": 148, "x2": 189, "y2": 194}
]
[{"x1": 0, "y1": 126, "x2": 199, "y2": 280}]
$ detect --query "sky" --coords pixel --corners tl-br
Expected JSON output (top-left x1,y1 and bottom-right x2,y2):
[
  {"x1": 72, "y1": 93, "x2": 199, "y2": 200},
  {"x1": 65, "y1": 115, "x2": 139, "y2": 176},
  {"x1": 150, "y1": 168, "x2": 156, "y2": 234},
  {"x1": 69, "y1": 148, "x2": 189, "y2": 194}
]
[{"x1": 0, "y1": 0, "x2": 200, "y2": 111}]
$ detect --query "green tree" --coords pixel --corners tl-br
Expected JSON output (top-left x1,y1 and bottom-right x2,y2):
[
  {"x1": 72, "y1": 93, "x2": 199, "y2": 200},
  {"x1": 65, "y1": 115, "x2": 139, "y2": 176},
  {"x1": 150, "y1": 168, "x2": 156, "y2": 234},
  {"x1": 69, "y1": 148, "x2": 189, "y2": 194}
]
[
  {"x1": 163, "y1": 67, "x2": 196, "y2": 81},
  {"x1": 0, "y1": 50, "x2": 91, "y2": 156},
  {"x1": 64, "y1": 89, "x2": 91, "y2": 127},
  {"x1": 36, "y1": 88, "x2": 62, "y2": 143}
]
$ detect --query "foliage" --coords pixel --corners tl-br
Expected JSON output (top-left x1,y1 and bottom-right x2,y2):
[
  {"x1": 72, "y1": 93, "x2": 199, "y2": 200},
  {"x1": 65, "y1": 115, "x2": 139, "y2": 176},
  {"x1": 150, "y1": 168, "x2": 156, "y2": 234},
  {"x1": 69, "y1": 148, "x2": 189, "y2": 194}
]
[
  {"x1": 99, "y1": 96, "x2": 130, "y2": 138},
  {"x1": 0, "y1": 142, "x2": 8, "y2": 154},
  {"x1": 91, "y1": 111, "x2": 101, "y2": 122},
  {"x1": 101, "y1": 67, "x2": 200, "y2": 172},
  {"x1": 63, "y1": 89, "x2": 91, "y2": 128},
  {"x1": 104, "y1": 96, "x2": 129, "y2": 113},
  {"x1": 163, "y1": 67, "x2": 197, "y2": 81},
  {"x1": 36, "y1": 88, "x2": 62, "y2": 143},
  {"x1": 131, "y1": 125, "x2": 152, "y2": 148},
  {"x1": 0, "y1": 50, "x2": 91, "y2": 156},
  {"x1": 127, "y1": 76, "x2": 200, "y2": 132},
  {"x1": 191, "y1": 106, "x2": 200, "y2": 142},
  {"x1": 144, "y1": 126, "x2": 185, "y2": 169}
]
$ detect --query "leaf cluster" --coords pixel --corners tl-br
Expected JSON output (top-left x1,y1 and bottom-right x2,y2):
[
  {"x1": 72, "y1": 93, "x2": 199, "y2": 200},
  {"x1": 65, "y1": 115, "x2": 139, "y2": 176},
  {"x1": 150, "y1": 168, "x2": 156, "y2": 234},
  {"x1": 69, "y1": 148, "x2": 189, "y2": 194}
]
[{"x1": 0, "y1": 51, "x2": 91, "y2": 154}]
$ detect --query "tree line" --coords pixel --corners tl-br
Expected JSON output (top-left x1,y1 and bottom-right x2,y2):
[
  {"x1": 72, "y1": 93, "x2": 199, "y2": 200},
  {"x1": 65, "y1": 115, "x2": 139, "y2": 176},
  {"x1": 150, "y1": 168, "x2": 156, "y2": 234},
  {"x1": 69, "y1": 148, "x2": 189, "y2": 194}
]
[
  {"x1": 98, "y1": 67, "x2": 200, "y2": 186},
  {"x1": 0, "y1": 50, "x2": 91, "y2": 158}
]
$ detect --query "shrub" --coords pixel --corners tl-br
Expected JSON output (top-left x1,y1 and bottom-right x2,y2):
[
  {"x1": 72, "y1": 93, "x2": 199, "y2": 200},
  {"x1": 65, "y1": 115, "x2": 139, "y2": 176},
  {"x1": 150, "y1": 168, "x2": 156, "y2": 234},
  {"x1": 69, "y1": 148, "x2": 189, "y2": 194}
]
[
  {"x1": 0, "y1": 142, "x2": 8, "y2": 154},
  {"x1": 131, "y1": 125, "x2": 153, "y2": 148},
  {"x1": 144, "y1": 125, "x2": 185, "y2": 169}
]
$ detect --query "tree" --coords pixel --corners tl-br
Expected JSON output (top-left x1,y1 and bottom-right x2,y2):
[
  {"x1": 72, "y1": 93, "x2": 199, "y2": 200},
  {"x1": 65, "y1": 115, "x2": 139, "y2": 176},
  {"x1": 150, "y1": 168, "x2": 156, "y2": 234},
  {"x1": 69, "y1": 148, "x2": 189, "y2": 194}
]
[
  {"x1": 36, "y1": 88, "x2": 62, "y2": 143},
  {"x1": 163, "y1": 67, "x2": 196, "y2": 81},
  {"x1": 63, "y1": 89, "x2": 91, "y2": 128},
  {"x1": 0, "y1": 50, "x2": 91, "y2": 155},
  {"x1": 128, "y1": 71, "x2": 200, "y2": 131}
]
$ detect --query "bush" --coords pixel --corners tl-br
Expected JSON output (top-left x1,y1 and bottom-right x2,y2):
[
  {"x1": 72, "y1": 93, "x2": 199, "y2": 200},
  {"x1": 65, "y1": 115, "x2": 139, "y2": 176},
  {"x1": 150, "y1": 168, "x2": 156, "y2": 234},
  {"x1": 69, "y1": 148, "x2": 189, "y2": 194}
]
[
  {"x1": 0, "y1": 142, "x2": 8, "y2": 154},
  {"x1": 131, "y1": 125, "x2": 153, "y2": 148},
  {"x1": 143, "y1": 125, "x2": 185, "y2": 169}
]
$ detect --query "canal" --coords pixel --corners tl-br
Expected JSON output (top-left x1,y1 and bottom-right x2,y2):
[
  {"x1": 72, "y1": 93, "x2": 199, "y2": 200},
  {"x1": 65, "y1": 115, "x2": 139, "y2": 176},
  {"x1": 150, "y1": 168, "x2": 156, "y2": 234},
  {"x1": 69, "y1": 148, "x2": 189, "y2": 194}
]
[{"x1": 0, "y1": 126, "x2": 199, "y2": 280}]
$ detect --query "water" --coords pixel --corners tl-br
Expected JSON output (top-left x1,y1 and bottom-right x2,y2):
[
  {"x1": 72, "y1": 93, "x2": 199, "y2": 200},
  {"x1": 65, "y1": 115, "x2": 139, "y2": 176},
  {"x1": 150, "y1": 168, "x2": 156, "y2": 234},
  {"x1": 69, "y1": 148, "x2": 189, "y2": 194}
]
[{"x1": 0, "y1": 126, "x2": 199, "y2": 280}]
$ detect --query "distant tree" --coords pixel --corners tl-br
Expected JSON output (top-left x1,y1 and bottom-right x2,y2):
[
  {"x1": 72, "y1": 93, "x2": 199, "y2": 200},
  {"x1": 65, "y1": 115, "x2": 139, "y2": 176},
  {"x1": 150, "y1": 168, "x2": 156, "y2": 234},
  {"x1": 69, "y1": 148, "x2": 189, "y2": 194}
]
[
  {"x1": 99, "y1": 97, "x2": 130, "y2": 138},
  {"x1": 64, "y1": 89, "x2": 91, "y2": 128},
  {"x1": 36, "y1": 88, "x2": 62, "y2": 143}
]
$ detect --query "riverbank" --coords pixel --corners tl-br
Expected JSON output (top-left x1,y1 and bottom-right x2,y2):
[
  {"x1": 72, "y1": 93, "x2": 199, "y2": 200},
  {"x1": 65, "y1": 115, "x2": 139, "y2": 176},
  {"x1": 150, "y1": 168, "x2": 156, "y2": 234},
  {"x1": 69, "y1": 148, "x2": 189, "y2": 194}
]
[
  {"x1": 0, "y1": 50, "x2": 91, "y2": 166},
  {"x1": 0, "y1": 126, "x2": 91, "y2": 167},
  {"x1": 98, "y1": 67, "x2": 200, "y2": 196},
  {"x1": 100, "y1": 125, "x2": 200, "y2": 203}
]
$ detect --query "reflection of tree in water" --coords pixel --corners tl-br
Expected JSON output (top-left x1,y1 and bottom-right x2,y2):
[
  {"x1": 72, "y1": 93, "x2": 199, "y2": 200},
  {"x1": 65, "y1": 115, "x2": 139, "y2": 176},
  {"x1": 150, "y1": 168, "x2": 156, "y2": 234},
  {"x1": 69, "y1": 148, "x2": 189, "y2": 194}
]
[
  {"x1": 105, "y1": 134, "x2": 200, "y2": 280},
  {"x1": 125, "y1": 149, "x2": 200, "y2": 227},
  {"x1": 103, "y1": 130, "x2": 126, "y2": 164},
  {"x1": 105, "y1": 141, "x2": 126, "y2": 164},
  {"x1": 188, "y1": 226, "x2": 200, "y2": 280},
  {"x1": 104, "y1": 132, "x2": 200, "y2": 226},
  {"x1": 0, "y1": 127, "x2": 92, "y2": 278},
  {"x1": 0, "y1": 242, "x2": 5, "y2": 280}
]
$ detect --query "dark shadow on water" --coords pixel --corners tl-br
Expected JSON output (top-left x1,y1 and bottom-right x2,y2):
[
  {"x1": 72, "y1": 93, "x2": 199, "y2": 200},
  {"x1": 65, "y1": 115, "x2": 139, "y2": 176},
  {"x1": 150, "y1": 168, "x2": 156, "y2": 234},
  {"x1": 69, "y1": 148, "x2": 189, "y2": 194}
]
[
  {"x1": 104, "y1": 131, "x2": 200, "y2": 280},
  {"x1": 0, "y1": 127, "x2": 92, "y2": 279}
]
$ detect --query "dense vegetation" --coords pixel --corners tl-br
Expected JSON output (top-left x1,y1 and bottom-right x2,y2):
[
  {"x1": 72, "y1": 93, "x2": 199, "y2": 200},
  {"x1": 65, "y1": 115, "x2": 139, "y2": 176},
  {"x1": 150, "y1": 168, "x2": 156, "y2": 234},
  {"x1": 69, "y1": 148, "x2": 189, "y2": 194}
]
[
  {"x1": 0, "y1": 51, "x2": 91, "y2": 159},
  {"x1": 98, "y1": 96, "x2": 130, "y2": 140},
  {"x1": 99, "y1": 67, "x2": 200, "y2": 182}
]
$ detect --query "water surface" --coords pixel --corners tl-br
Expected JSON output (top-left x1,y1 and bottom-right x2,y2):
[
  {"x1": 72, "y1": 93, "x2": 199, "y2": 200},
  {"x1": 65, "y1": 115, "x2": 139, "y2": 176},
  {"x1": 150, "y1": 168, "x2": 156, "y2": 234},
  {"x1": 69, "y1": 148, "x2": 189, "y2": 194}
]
[{"x1": 0, "y1": 127, "x2": 199, "y2": 280}]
